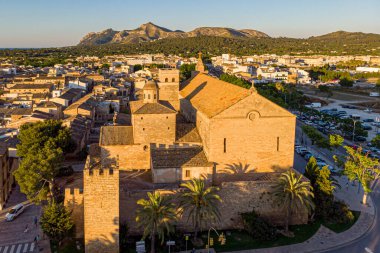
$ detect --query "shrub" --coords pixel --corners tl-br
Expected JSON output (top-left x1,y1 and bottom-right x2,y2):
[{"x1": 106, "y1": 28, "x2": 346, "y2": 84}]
[
  {"x1": 328, "y1": 201, "x2": 354, "y2": 224},
  {"x1": 241, "y1": 210, "x2": 277, "y2": 241},
  {"x1": 57, "y1": 166, "x2": 74, "y2": 177}
]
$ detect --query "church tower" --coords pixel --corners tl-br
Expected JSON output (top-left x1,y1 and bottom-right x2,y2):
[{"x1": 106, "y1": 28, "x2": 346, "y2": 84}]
[
  {"x1": 195, "y1": 52, "x2": 205, "y2": 73},
  {"x1": 143, "y1": 80, "x2": 158, "y2": 103}
]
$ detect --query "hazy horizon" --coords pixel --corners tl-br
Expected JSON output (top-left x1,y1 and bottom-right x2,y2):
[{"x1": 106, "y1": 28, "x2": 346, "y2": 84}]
[{"x1": 1, "y1": 0, "x2": 379, "y2": 48}]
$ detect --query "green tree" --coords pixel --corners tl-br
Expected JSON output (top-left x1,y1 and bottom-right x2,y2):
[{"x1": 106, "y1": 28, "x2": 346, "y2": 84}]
[
  {"x1": 374, "y1": 78, "x2": 380, "y2": 87},
  {"x1": 343, "y1": 146, "x2": 380, "y2": 204},
  {"x1": 101, "y1": 63, "x2": 110, "y2": 69},
  {"x1": 371, "y1": 135, "x2": 380, "y2": 148},
  {"x1": 136, "y1": 192, "x2": 177, "y2": 253},
  {"x1": 314, "y1": 166, "x2": 336, "y2": 220},
  {"x1": 179, "y1": 63, "x2": 196, "y2": 80},
  {"x1": 304, "y1": 157, "x2": 320, "y2": 185},
  {"x1": 339, "y1": 77, "x2": 354, "y2": 87},
  {"x1": 272, "y1": 170, "x2": 314, "y2": 233},
  {"x1": 180, "y1": 178, "x2": 222, "y2": 239},
  {"x1": 134, "y1": 64, "x2": 143, "y2": 72},
  {"x1": 330, "y1": 134, "x2": 345, "y2": 169},
  {"x1": 14, "y1": 120, "x2": 74, "y2": 202},
  {"x1": 40, "y1": 201, "x2": 73, "y2": 244}
]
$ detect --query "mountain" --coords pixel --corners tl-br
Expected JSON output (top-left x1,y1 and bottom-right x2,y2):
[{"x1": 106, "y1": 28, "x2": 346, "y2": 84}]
[
  {"x1": 78, "y1": 22, "x2": 269, "y2": 46},
  {"x1": 308, "y1": 30, "x2": 380, "y2": 41}
]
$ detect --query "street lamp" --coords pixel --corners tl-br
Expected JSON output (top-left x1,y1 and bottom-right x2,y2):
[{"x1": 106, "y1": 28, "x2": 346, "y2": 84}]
[
  {"x1": 352, "y1": 119, "x2": 358, "y2": 142},
  {"x1": 207, "y1": 227, "x2": 226, "y2": 253}
]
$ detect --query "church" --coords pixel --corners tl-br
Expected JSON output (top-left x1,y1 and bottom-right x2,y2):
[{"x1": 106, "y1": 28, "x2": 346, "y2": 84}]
[{"x1": 64, "y1": 53, "x2": 301, "y2": 253}]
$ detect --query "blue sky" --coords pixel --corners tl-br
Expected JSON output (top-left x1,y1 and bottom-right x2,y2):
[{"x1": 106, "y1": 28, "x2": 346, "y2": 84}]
[{"x1": 1, "y1": 0, "x2": 379, "y2": 48}]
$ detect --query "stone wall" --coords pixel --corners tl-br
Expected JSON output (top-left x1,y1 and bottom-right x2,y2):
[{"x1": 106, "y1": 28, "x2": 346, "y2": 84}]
[
  {"x1": 152, "y1": 166, "x2": 212, "y2": 184},
  {"x1": 64, "y1": 188, "x2": 84, "y2": 238},
  {"x1": 120, "y1": 178, "x2": 307, "y2": 235},
  {"x1": 132, "y1": 113, "x2": 176, "y2": 144},
  {"x1": 83, "y1": 168, "x2": 119, "y2": 253},
  {"x1": 101, "y1": 144, "x2": 151, "y2": 170}
]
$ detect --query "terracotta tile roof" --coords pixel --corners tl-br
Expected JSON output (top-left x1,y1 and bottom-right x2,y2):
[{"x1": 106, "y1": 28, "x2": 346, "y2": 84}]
[
  {"x1": 176, "y1": 123, "x2": 202, "y2": 143},
  {"x1": 180, "y1": 73, "x2": 251, "y2": 118},
  {"x1": 10, "y1": 83, "x2": 54, "y2": 90},
  {"x1": 130, "y1": 100, "x2": 176, "y2": 115},
  {"x1": 0, "y1": 108, "x2": 33, "y2": 115},
  {"x1": 151, "y1": 147, "x2": 212, "y2": 169},
  {"x1": 100, "y1": 126, "x2": 134, "y2": 146}
]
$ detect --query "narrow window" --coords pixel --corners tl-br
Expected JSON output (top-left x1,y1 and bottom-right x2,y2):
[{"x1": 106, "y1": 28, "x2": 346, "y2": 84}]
[
  {"x1": 185, "y1": 170, "x2": 191, "y2": 178},
  {"x1": 154, "y1": 94, "x2": 156, "y2": 99},
  {"x1": 143, "y1": 128, "x2": 145, "y2": 131},
  {"x1": 141, "y1": 117, "x2": 143, "y2": 120},
  {"x1": 165, "y1": 78, "x2": 168, "y2": 82},
  {"x1": 172, "y1": 78, "x2": 175, "y2": 82},
  {"x1": 148, "y1": 94, "x2": 151, "y2": 99},
  {"x1": 223, "y1": 138, "x2": 226, "y2": 153},
  {"x1": 277, "y1": 137, "x2": 280, "y2": 151}
]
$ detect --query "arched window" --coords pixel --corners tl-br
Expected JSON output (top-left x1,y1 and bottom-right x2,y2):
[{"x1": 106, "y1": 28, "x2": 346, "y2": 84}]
[{"x1": 165, "y1": 78, "x2": 168, "y2": 82}]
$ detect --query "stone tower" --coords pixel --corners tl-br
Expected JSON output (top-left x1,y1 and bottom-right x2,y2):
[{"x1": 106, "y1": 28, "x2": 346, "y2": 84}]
[
  {"x1": 195, "y1": 52, "x2": 205, "y2": 73},
  {"x1": 143, "y1": 80, "x2": 158, "y2": 103},
  {"x1": 157, "y1": 68, "x2": 180, "y2": 110},
  {"x1": 84, "y1": 167, "x2": 120, "y2": 253}
]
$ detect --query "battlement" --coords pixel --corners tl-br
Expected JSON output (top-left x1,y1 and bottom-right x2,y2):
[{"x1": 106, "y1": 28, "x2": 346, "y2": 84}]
[
  {"x1": 84, "y1": 168, "x2": 119, "y2": 177},
  {"x1": 65, "y1": 188, "x2": 84, "y2": 197}
]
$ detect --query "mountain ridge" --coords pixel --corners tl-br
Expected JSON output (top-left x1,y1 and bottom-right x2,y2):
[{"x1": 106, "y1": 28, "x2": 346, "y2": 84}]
[{"x1": 78, "y1": 22, "x2": 270, "y2": 45}]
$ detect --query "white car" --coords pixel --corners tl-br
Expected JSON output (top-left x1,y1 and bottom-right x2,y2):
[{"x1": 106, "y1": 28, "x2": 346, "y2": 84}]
[{"x1": 5, "y1": 203, "x2": 25, "y2": 221}]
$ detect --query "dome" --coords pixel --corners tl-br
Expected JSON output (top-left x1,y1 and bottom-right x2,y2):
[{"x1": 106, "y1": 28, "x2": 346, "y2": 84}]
[{"x1": 143, "y1": 80, "x2": 158, "y2": 90}]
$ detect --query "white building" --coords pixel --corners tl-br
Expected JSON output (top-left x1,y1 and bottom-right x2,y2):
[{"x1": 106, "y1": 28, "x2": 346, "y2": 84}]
[{"x1": 356, "y1": 67, "x2": 380, "y2": 73}]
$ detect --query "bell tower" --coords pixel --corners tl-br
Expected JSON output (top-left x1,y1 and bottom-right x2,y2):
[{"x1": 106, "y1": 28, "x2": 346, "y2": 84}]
[
  {"x1": 143, "y1": 80, "x2": 158, "y2": 103},
  {"x1": 195, "y1": 52, "x2": 205, "y2": 73}
]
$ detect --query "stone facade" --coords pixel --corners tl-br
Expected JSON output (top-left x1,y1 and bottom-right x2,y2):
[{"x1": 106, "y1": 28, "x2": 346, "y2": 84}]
[
  {"x1": 83, "y1": 168, "x2": 119, "y2": 253},
  {"x1": 180, "y1": 74, "x2": 295, "y2": 172},
  {"x1": 132, "y1": 113, "x2": 176, "y2": 144},
  {"x1": 64, "y1": 188, "x2": 84, "y2": 238}
]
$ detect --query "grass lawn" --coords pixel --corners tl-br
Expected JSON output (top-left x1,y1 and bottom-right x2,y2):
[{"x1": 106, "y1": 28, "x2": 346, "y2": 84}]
[
  {"x1": 199, "y1": 221, "x2": 322, "y2": 252},
  {"x1": 323, "y1": 211, "x2": 360, "y2": 233}
]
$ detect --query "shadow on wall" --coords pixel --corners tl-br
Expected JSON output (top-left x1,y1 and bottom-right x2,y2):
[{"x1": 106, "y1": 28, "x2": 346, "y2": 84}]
[
  {"x1": 270, "y1": 164, "x2": 294, "y2": 173},
  {"x1": 85, "y1": 216, "x2": 120, "y2": 253},
  {"x1": 220, "y1": 162, "x2": 255, "y2": 174}
]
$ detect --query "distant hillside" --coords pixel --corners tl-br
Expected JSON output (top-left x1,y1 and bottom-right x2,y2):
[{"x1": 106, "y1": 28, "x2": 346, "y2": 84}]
[
  {"x1": 78, "y1": 22, "x2": 269, "y2": 46},
  {"x1": 309, "y1": 31, "x2": 380, "y2": 43}
]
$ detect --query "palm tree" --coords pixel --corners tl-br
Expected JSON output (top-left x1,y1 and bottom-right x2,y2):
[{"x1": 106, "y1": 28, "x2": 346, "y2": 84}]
[
  {"x1": 136, "y1": 192, "x2": 177, "y2": 253},
  {"x1": 272, "y1": 170, "x2": 315, "y2": 233},
  {"x1": 180, "y1": 178, "x2": 222, "y2": 239}
]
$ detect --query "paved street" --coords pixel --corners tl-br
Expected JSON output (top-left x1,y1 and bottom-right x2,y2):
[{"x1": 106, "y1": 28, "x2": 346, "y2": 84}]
[
  {"x1": 0, "y1": 186, "x2": 42, "y2": 252},
  {"x1": 293, "y1": 120, "x2": 380, "y2": 253},
  {"x1": 323, "y1": 179, "x2": 380, "y2": 253}
]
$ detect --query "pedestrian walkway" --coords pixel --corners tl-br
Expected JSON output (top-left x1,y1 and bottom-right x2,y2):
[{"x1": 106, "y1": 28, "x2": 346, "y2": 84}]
[{"x1": 0, "y1": 242, "x2": 35, "y2": 253}]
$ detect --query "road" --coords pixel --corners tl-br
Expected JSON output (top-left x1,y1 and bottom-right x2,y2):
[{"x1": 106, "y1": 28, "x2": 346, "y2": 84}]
[
  {"x1": 294, "y1": 120, "x2": 380, "y2": 253},
  {"x1": 324, "y1": 179, "x2": 380, "y2": 253}
]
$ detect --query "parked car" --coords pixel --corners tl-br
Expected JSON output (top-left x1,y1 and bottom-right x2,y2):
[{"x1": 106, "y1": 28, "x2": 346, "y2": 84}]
[
  {"x1": 296, "y1": 147, "x2": 307, "y2": 155},
  {"x1": 304, "y1": 152, "x2": 314, "y2": 160},
  {"x1": 5, "y1": 204, "x2": 25, "y2": 221},
  {"x1": 355, "y1": 136, "x2": 367, "y2": 142}
]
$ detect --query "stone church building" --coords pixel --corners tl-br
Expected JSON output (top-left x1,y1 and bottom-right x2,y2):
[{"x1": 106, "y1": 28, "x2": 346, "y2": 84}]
[{"x1": 64, "y1": 54, "x2": 301, "y2": 253}]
